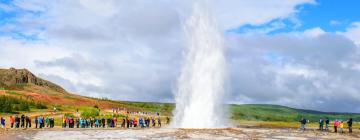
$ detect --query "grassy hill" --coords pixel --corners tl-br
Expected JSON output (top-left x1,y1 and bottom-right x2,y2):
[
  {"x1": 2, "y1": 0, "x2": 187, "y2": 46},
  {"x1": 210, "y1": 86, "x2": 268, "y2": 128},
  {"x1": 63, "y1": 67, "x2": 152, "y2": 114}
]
[
  {"x1": 0, "y1": 68, "x2": 359, "y2": 128},
  {"x1": 229, "y1": 104, "x2": 360, "y2": 122}
]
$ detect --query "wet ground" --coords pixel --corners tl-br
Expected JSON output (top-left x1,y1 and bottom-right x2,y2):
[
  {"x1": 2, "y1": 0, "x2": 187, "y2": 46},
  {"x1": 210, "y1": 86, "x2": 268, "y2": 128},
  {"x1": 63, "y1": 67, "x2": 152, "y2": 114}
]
[{"x1": 2, "y1": 127, "x2": 360, "y2": 140}]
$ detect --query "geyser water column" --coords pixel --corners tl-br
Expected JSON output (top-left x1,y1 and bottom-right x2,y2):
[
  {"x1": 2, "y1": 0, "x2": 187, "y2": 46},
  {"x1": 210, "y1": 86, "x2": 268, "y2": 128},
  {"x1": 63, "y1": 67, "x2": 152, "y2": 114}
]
[{"x1": 172, "y1": 1, "x2": 226, "y2": 128}]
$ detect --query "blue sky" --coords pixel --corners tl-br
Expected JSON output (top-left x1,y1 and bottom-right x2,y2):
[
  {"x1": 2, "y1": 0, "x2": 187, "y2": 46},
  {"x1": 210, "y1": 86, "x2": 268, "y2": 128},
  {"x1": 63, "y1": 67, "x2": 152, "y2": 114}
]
[
  {"x1": 229, "y1": 0, "x2": 360, "y2": 34},
  {"x1": 0, "y1": 0, "x2": 45, "y2": 40},
  {"x1": 298, "y1": 0, "x2": 360, "y2": 32}
]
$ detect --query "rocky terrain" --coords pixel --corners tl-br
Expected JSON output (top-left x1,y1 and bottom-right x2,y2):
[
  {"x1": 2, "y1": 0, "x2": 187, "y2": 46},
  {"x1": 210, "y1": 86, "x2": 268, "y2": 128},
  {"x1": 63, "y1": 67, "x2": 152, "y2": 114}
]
[{"x1": 0, "y1": 68, "x2": 66, "y2": 93}]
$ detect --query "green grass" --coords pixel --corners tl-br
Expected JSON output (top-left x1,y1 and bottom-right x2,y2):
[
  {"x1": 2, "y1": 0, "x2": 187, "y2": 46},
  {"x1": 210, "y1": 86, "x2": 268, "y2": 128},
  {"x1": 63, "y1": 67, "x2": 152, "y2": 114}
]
[
  {"x1": 5, "y1": 83, "x2": 27, "y2": 90},
  {"x1": 230, "y1": 104, "x2": 360, "y2": 122},
  {"x1": 5, "y1": 91, "x2": 22, "y2": 96},
  {"x1": 119, "y1": 101, "x2": 174, "y2": 115},
  {"x1": 63, "y1": 95, "x2": 76, "y2": 100}
]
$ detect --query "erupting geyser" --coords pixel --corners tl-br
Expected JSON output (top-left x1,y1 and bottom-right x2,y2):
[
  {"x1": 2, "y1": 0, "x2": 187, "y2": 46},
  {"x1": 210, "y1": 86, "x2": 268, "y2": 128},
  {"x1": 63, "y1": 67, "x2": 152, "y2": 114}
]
[{"x1": 172, "y1": 1, "x2": 227, "y2": 128}]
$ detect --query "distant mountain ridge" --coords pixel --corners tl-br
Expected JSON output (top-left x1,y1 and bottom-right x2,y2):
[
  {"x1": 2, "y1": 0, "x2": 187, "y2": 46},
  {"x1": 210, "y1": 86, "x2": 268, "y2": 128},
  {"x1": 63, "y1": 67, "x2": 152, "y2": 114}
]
[{"x1": 0, "y1": 68, "x2": 67, "y2": 93}]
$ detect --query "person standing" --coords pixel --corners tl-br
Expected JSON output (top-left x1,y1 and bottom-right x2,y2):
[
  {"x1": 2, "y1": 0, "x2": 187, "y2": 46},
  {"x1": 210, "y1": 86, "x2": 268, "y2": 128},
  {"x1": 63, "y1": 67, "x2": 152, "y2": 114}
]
[
  {"x1": 126, "y1": 118, "x2": 130, "y2": 128},
  {"x1": 65, "y1": 117, "x2": 69, "y2": 128},
  {"x1": 90, "y1": 118, "x2": 94, "y2": 128},
  {"x1": 45, "y1": 116, "x2": 49, "y2": 128},
  {"x1": 42, "y1": 116, "x2": 45, "y2": 128},
  {"x1": 146, "y1": 117, "x2": 150, "y2": 128},
  {"x1": 9, "y1": 116, "x2": 14, "y2": 128},
  {"x1": 334, "y1": 119, "x2": 339, "y2": 133},
  {"x1": 0, "y1": 117, "x2": 5, "y2": 130},
  {"x1": 158, "y1": 117, "x2": 161, "y2": 127},
  {"x1": 121, "y1": 118, "x2": 125, "y2": 128},
  {"x1": 20, "y1": 114, "x2": 25, "y2": 128},
  {"x1": 114, "y1": 117, "x2": 117, "y2": 127},
  {"x1": 133, "y1": 118, "x2": 138, "y2": 128},
  {"x1": 325, "y1": 118, "x2": 330, "y2": 131},
  {"x1": 101, "y1": 118, "x2": 106, "y2": 128},
  {"x1": 339, "y1": 121, "x2": 344, "y2": 133},
  {"x1": 76, "y1": 118, "x2": 80, "y2": 128},
  {"x1": 166, "y1": 117, "x2": 170, "y2": 125},
  {"x1": 130, "y1": 119, "x2": 133, "y2": 128},
  {"x1": 299, "y1": 117, "x2": 306, "y2": 131},
  {"x1": 70, "y1": 117, "x2": 74, "y2": 128},
  {"x1": 39, "y1": 116, "x2": 44, "y2": 129},
  {"x1": 34, "y1": 116, "x2": 38, "y2": 129},
  {"x1": 50, "y1": 117, "x2": 55, "y2": 128},
  {"x1": 107, "y1": 118, "x2": 111, "y2": 128},
  {"x1": 319, "y1": 118, "x2": 324, "y2": 131},
  {"x1": 152, "y1": 117, "x2": 155, "y2": 127},
  {"x1": 139, "y1": 117, "x2": 144, "y2": 128},
  {"x1": 95, "y1": 118, "x2": 99, "y2": 128},
  {"x1": 25, "y1": 116, "x2": 31, "y2": 128},
  {"x1": 15, "y1": 115, "x2": 20, "y2": 128},
  {"x1": 347, "y1": 118, "x2": 353, "y2": 133}
]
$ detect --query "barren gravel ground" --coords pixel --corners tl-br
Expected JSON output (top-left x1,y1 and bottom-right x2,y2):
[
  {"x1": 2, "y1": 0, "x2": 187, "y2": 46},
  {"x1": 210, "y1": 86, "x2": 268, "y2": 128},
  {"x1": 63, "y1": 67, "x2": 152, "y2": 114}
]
[{"x1": 2, "y1": 127, "x2": 360, "y2": 140}]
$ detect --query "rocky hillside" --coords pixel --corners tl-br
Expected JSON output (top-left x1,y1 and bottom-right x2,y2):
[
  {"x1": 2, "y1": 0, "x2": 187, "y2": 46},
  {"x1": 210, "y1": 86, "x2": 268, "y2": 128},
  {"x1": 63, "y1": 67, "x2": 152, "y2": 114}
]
[
  {"x1": 0, "y1": 68, "x2": 66, "y2": 93},
  {"x1": 0, "y1": 68, "x2": 149, "y2": 110}
]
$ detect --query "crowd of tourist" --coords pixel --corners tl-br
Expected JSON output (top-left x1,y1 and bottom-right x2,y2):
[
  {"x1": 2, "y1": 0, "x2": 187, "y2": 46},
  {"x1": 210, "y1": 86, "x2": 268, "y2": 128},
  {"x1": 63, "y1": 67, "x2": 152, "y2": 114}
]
[
  {"x1": 0, "y1": 112, "x2": 170, "y2": 130},
  {"x1": 60, "y1": 116, "x2": 168, "y2": 129},
  {"x1": 0, "y1": 113, "x2": 356, "y2": 134},
  {"x1": 0, "y1": 115, "x2": 55, "y2": 130},
  {"x1": 299, "y1": 117, "x2": 354, "y2": 133}
]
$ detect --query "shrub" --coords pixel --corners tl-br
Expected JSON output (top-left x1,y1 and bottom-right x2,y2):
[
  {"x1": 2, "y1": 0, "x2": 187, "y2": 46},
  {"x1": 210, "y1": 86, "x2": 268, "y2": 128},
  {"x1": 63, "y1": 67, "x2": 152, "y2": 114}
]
[
  {"x1": 0, "y1": 96, "x2": 13, "y2": 112},
  {"x1": 81, "y1": 108, "x2": 99, "y2": 118},
  {"x1": 35, "y1": 102, "x2": 48, "y2": 109},
  {"x1": 64, "y1": 113, "x2": 74, "y2": 117},
  {"x1": 19, "y1": 102, "x2": 30, "y2": 111}
]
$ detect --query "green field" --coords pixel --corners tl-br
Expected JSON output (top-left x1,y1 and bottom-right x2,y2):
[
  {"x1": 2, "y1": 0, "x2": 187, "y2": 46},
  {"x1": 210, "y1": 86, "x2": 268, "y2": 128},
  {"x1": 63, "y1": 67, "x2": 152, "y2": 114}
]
[{"x1": 229, "y1": 104, "x2": 360, "y2": 122}]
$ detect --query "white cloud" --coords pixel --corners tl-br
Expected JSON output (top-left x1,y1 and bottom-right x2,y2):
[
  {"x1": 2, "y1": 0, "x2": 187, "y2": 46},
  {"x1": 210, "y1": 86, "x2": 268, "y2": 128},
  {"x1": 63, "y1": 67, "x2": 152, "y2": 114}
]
[
  {"x1": 226, "y1": 31, "x2": 360, "y2": 112},
  {"x1": 2, "y1": 0, "x2": 360, "y2": 112},
  {"x1": 339, "y1": 22, "x2": 360, "y2": 45},
  {"x1": 214, "y1": 0, "x2": 315, "y2": 29},
  {"x1": 303, "y1": 27, "x2": 326, "y2": 37}
]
